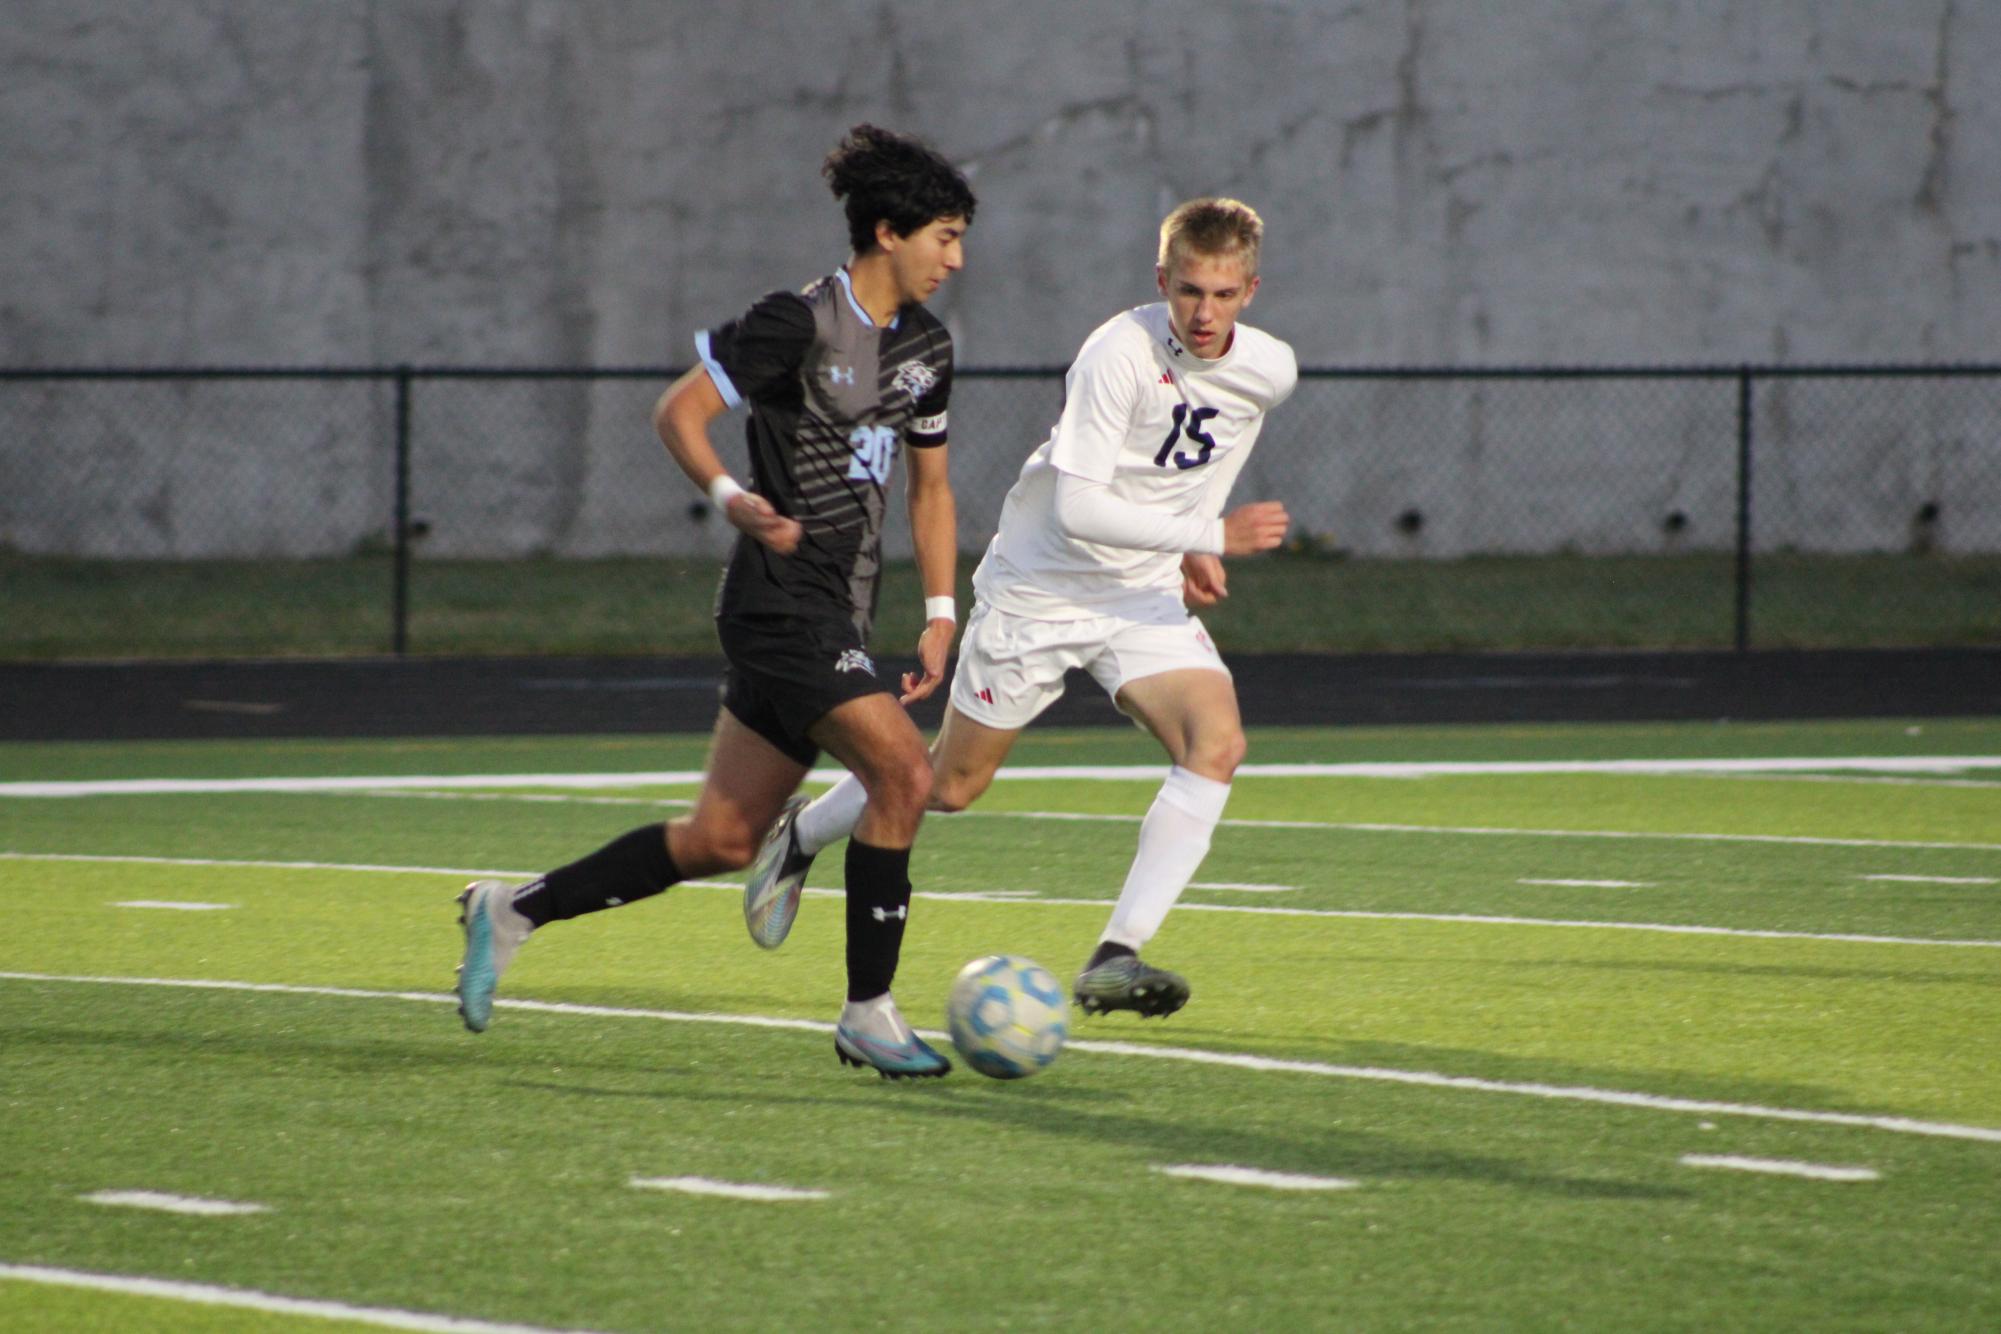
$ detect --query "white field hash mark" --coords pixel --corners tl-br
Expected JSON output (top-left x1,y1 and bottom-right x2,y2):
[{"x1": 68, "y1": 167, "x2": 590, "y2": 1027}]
[
  {"x1": 1154, "y1": 1164, "x2": 1359, "y2": 1191},
  {"x1": 1190, "y1": 881, "x2": 1298, "y2": 893},
  {"x1": 629, "y1": 1175, "x2": 829, "y2": 1201},
  {"x1": 1679, "y1": 1155, "x2": 1880, "y2": 1182},
  {"x1": 8, "y1": 852, "x2": 2000, "y2": 951},
  {"x1": 81, "y1": 1190, "x2": 267, "y2": 1216},
  {"x1": 0, "y1": 1263, "x2": 602, "y2": 1334},
  {"x1": 1518, "y1": 878, "x2": 1650, "y2": 889},
  {"x1": 6, "y1": 972, "x2": 2001, "y2": 1148}
]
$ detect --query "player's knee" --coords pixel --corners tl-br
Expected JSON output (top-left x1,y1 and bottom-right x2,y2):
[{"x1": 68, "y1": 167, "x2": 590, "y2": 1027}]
[
  {"x1": 1186, "y1": 728, "x2": 1248, "y2": 781},
  {"x1": 684, "y1": 820, "x2": 760, "y2": 873},
  {"x1": 927, "y1": 768, "x2": 991, "y2": 814},
  {"x1": 866, "y1": 749, "x2": 933, "y2": 820}
]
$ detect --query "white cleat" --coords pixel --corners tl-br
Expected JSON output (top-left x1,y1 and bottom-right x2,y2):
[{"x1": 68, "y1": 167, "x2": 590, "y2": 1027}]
[
  {"x1": 744, "y1": 794, "x2": 816, "y2": 950},
  {"x1": 455, "y1": 879, "x2": 533, "y2": 1033},
  {"x1": 833, "y1": 993, "x2": 950, "y2": 1079}
]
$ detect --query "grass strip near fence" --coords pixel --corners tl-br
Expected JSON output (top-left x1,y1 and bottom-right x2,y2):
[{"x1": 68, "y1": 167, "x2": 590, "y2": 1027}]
[{"x1": 2, "y1": 551, "x2": 1996, "y2": 659}]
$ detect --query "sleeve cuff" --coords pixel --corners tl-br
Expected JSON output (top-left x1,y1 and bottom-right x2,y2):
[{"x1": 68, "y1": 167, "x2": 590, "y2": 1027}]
[{"x1": 694, "y1": 329, "x2": 743, "y2": 409}]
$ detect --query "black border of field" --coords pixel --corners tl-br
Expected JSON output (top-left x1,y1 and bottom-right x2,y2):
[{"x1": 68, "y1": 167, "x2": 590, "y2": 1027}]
[{"x1": 2, "y1": 649, "x2": 1994, "y2": 742}]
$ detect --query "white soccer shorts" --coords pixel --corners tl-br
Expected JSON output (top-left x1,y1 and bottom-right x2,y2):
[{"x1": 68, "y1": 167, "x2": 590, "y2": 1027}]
[{"x1": 948, "y1": 602, "x2": 1231, "y2": 731}]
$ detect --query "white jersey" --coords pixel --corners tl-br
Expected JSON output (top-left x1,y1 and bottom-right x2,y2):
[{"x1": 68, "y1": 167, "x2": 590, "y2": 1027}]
[{"x1": 974, "y1": 302, "x2": 1297, "y2": 621}]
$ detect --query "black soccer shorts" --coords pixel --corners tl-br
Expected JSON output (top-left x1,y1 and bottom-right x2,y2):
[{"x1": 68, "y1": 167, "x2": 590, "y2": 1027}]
[{"x1": 716, "y1": 612, "x2": 893, "y2": 765}]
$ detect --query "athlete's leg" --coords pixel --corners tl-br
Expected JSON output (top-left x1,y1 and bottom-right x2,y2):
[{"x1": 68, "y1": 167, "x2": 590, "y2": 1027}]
[
  {"x1": 1098, "y1": 666, "x2": 1245, "y2": 952},
  {"x1": 518, "y1": 707, "x2": 808, "y2": 926},
  {"x1": 789, "y1": 602, "x2": 1057, "y2": 856},
  {"x1": 457, "y1": 708, "x2": 807, "y2": 1032},
  {"x1": 808, "y1": 692, "x2": 933, "y2": 1002},
  {"x1": 807, "y1": 691, "x2": 954, "y2": 1076}
]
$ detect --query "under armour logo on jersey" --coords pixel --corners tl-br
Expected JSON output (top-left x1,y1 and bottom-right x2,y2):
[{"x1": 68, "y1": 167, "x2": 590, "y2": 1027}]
[
  {"x1": 871, "y1": 905, "x2": 907, "y2": 923},
  {"x1": 890, "y1": 359, "x2": 937, "y2": 400},
  {"x1": 1165, "y1": 333, "x2": 1187, "y2": 359},
  {"x1": 834, "y1": 648, "x2": 875, "y2": 676},
  {"x1": 826, "y1": 365, "x2": 855, "y2": 385}
]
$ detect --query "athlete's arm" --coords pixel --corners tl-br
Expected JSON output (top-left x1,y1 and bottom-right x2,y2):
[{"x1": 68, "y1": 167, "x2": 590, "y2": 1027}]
[
  {"x1": 652, "y1": 366, "x2": 801, "y2": 555},
  {"x1": 1052, "y1": 469, "x2": 1288, "y2": 557},
  {"x1": 901, "y1": 441, "x2": 957, "y2": 704},
  {"x1": 1052, "y1": 468, "x2": 1223, "y2": 553}
]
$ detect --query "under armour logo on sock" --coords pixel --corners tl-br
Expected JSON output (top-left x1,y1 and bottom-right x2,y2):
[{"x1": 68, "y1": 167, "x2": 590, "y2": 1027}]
[{"x1": 871, "y1": 905, "x2": 907, "y2": 922}]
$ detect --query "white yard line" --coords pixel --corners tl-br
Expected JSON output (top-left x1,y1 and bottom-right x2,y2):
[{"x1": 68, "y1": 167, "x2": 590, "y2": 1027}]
[
  {"x1": 5, "y1": 971, "x2": 2000, "y2": 1148},
  {"x1": 628, "y1": 1176, "x2": 829, "y2": 1201},
  {"x1": 365, "y1": 790, "x2": 694, "y2": 809},
  {"x1": 80, "y1": 1191, "x2": 266, "y2": 1216},
  {"x1": 7, "y1": 852, "x2": 1999, "y2": 950},
  {"x1": 1678, "y1": 1155, "x2": 1880, "y2": 1182},
  {"x1": 963, "y1": 809, "x2": 2001, "y2": 855},
  {"x1": 0, "y1": 1262, "x2": 601, "y2": 1333},
  {"x1": 1701, "y1": 773, "x2": 2001, "y2": 790},
  {"x1": 1153, "y1": 1164, "x2": 1358, "y2": 1190},
  {"x1": 1861, "y1": 874, "x2": 1998, "y2": 886},
  {"x1": 112, "y1": 900, "x2": 237, "y2": 911},
  {"x1": 7, "y1": 754, "x2": 2001, "y2": 799}
]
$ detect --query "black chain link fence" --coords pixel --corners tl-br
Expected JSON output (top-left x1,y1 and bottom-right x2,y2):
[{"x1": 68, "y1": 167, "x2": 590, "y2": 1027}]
[{"x1": 2, "y1": 365, "x2": 1997, "y2": 658}]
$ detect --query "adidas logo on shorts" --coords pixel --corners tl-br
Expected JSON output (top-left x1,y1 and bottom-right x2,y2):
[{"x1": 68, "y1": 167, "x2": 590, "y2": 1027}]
[{"x1": 834, "y1": 648, "x2": 875, "y2": 676}]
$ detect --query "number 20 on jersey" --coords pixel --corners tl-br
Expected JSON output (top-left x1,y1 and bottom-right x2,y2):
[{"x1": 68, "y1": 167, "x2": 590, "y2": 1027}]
[{"x1": 846, "y1": 425, "x2": 896, "y2": 484}]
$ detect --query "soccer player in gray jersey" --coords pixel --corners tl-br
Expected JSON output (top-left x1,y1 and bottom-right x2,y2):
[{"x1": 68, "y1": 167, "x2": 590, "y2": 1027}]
[
  {"x1": 748, "y1": 199, "x2": 1294, "y2": 1022},
  {"x1": 454, "y1": 125, "x2": 973, "y2": 1079}
]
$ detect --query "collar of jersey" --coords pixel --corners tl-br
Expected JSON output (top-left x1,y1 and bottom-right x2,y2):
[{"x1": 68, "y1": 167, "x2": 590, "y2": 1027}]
[
  {"x1": 835, "y1": 267, "x2": 900, "y2": 331},
  {"x1": 1156, "y1": 306, "x2": 1235, "y2": 372}
]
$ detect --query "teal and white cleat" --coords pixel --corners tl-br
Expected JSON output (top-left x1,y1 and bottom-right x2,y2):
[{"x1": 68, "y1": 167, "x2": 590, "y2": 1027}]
[
  {"x1": 744, "y1": 794, "x2": 816, "y2": 950},
  {"x1": 455, "y1": 879, "x2": 533, "y2": 1033},
  {"x1": 1073, "y1": 954, "x2": 1191, "y2": 1018},
  {"x1": 833, "y1": 994, "x2": 951, "y2": 1079}
]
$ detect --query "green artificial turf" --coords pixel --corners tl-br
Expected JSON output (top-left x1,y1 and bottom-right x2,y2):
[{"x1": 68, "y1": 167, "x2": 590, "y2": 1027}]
[{"x1": 2, "y1": 719, "x2": 1999, "y2": 1330}]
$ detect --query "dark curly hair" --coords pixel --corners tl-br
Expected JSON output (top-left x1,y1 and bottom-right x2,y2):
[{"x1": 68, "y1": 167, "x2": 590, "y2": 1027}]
[{"x1": 822, "y1": 124, "x2": 976, "y2": 254}]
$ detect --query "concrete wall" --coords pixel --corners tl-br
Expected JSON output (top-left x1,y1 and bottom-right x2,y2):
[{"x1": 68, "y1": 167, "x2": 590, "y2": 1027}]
[{"x1": 4, "y1": 1, "x2": 1997, "y2": 559}]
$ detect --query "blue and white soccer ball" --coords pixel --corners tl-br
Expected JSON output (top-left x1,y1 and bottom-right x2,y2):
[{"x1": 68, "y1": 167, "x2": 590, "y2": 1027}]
[{"x1": 946, "y1": 954, "x2": 1069, "y2": 1080}]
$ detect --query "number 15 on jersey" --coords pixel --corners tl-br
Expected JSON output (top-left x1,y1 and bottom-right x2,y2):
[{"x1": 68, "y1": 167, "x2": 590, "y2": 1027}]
[{"x1": 1154, "y1": 403, "x2": 1220, "y2": 470}]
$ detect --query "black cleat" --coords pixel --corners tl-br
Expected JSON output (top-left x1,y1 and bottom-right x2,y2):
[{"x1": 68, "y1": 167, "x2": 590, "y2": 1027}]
[{"x1": 1073, "y1": 955, "x2": 1191, "y2": 1018}]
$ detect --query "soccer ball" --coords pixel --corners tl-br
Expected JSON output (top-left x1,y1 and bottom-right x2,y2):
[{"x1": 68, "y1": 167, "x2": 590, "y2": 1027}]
[{"x1": 945, "y1": 954, "x2": 1069, "y2": 1080}]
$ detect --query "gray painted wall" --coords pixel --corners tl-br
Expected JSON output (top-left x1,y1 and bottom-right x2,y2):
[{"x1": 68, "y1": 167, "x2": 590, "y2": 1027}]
[{"x1": 4, "y1": 2, "x2": 1996, "y2": 559}]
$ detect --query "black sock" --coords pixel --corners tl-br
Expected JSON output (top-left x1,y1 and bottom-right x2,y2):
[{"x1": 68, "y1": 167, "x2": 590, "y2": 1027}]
[
  {"x1": 1086, "y1": 940, "x2": 1136, "y2": 971},
  {"x1": 513, "y1": 824, "x2": 681, "y2": 927},
  {"x1": 843, "y1": 838, "x2": 912, "y2": 1002}
]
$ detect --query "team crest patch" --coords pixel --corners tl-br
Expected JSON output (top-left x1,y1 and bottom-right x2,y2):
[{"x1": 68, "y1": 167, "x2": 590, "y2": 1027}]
[
  {"x1": 834, "y1": 648, "x2": 876, "y2": 676},
  {"x1": 890, "y1": 360, "x2": 937, "y2": 401}
]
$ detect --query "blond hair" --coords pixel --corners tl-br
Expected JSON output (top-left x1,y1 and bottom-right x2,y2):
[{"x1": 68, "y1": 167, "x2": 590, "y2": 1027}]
[{"x1": 1157, "y1": 198, "x2": 1264, "y2": 277}]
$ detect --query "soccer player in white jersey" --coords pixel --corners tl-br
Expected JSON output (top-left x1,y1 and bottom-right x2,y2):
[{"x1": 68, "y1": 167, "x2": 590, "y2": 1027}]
[{"x1": 743, "y1": 198, "x2": 1295, "y2": 1018}]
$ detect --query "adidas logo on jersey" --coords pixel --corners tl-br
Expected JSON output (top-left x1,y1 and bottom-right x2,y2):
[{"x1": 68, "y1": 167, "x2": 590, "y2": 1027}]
[
  {"x1": 834, "y1": 648, "x2": 875, "y2": 676},
  {"x1": 1158, "y1": 372, "x2": 1173, "y2": 385}
]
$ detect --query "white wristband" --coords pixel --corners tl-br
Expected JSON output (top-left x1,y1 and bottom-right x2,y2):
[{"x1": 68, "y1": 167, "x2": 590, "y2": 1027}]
[
  {"x1": 925, "y1": 596, "x2": 957, "y2": 624},
  {"x1": 707, "y1": 475, "x2": 746, "y2": 510}
]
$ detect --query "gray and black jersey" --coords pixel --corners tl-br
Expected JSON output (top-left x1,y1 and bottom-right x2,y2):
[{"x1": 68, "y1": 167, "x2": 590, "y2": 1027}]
[{"x1": 696, "y1": 268, "x2": 953, "y2": 640}]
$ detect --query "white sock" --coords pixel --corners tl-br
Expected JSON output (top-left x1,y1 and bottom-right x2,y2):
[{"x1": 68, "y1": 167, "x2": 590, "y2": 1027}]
[
  {"x1": 1101, "y1": 766, "x2": 1231, "y2": 951},
  {"x1": 796, "y1": 772, "x2": 869, "y2": 856}
]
